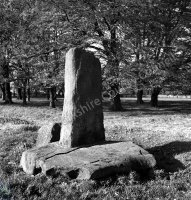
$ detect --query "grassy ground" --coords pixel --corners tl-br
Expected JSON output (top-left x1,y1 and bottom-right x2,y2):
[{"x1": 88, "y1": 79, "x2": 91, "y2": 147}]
[{"x1": 1, "y1": 97, "x2": 191, "y2": 199}]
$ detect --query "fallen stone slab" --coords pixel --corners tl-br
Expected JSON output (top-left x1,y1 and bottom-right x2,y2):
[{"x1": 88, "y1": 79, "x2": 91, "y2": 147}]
[
  {"x1": 36, "y1": 123, "x2": 61, "y2": 148},
  {"x1": 20, "y1": 141, "x2": 156, "y2": 180}
]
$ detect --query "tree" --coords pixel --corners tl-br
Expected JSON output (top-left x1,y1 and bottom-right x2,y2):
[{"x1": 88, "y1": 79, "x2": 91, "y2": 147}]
[
  {"x1": 121, "y1": 0, "x2": 191, "y2": 107},
  {"x1": 44, "y1": 0, "x2": 127, "y2": 110},
  {"x1": 1, "y1": 0, "x2": 190, "y2": 109},
  {"x1": 0, "y1": 1, "x2": 20, "y2": 104},
  {"x1": 0, "y1": 84, "x2": 5, "y2": 100}
]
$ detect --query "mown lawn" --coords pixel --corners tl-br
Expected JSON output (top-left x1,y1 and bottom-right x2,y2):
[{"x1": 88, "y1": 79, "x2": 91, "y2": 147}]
[{"x1": 1, "y1": 97, "x2": 191, "y2": 200}]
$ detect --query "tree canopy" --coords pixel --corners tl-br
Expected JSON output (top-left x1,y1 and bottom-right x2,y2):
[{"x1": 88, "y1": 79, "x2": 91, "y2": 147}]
[{"x1": 0, "y1": 0, "x2": 190, "y2": 108}]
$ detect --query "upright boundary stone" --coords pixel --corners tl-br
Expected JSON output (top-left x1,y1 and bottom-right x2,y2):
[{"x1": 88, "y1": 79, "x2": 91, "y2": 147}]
[
  {"x1": 20, "y1": 47, "x2": 156, "y2": 180},
  {"x1": 59, "y1": 48, "x2": 105, "y2": 147}
]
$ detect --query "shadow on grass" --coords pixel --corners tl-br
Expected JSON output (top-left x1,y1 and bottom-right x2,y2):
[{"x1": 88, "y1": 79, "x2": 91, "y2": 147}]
[
  {"x1": 1, "y1": 98, "x2": 191, "y2": 116},
  {"x1": 103, "y1": 98, "x2": 191, "y2": 116},
  {"x1": 147, "y1": 141, "x2": 191, "y2": 173},
  {"x1": 0, "y1": 98, "x2": 64, "y2": 109}
]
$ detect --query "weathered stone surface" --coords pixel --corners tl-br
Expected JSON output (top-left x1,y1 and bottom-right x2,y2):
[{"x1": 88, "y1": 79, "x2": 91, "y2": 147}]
[
  {"x1": 0, "y1": 152, "x2": 7, "y2": 157},
  {"x1": 20, "y1": 47, "x2": 157, "y2": 180},
  {"x1": 20, "y1": 141, "x2": 156, "y2": 180},
  {"x1": 60, "y1": 48, "x2": 105, "y2": 147},
  {"x1": 36, "y1": 123, "x2": 61, "y2": 148}
]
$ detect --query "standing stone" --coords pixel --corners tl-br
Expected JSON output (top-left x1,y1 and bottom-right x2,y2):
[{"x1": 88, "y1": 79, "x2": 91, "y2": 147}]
[
  {"x1": 59, "y1": 48, "x2": 105, "y2": 147},
  {"x1": 20, "y1": 48, "x2": 156, "y2": 179}
]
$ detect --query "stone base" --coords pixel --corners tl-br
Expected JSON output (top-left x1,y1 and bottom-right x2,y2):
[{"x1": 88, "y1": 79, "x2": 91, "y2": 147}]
[
  {"x1": 36, "y1": 123, "x2": 61, "y2": 148},
  {"x1": 20, "y1": 141, "x2": 156, "y2": 180}
]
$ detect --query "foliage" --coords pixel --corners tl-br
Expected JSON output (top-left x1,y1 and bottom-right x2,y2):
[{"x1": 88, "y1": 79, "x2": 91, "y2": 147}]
[{"x1": 0, "y1": 0, "x2": 190, "y2": 102}]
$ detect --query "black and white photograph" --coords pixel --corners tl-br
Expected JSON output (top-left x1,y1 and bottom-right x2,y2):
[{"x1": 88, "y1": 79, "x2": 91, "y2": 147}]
[{"x1": 0, "y1": 0, "x2": 191, "y2": 199}]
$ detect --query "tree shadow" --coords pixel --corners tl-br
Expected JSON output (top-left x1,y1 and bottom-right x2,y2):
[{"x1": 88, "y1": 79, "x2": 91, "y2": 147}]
[
  {"x1": 147, "y1": 141, "x2": 191, "y2": 173},
  {"x1": 0, "y1": 98, "x2": 64, "y2": 109},
  {"x1": 1, "y1": 97, "x2": 191, "y2": 116},
  {"x1": 103, "y1": 98, "x2": 191, "y2": 116}
]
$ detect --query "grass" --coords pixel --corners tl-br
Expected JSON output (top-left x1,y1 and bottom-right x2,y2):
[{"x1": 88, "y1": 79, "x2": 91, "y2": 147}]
[{"x1": 1, "y1": 97, "x2": 191, "y2": 199}]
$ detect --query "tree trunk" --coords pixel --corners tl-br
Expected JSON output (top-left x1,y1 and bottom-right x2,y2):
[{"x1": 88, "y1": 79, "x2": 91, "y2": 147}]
[
  {"x1": 27, "y1": 78, "x2": 30, "y2": 102},
  {"x1": 0, "y1": 84, "x2": 5, "y2": 101},
  {"x1": 49, "y1": 87, "x2": 56, "y2": 108},
  {"x1": 47, "y1": 88, "x2": 50, "y2": 100},
  {"x1": 27, "y1": 87, "x2": 30, "y2": 102},
  {"x1": 151, "y1": 87, "x2": 161, "y2": 107},
  {"x1": 109, "y1": 84, "x2": 123, "y2": 111},
  {"x1": 23, "y1": 88, "x2": 27, "y2": 105},
  {"x1": 2, "y1": 58, "x2": 12, "y2": 104},
  {"x1": 4, "y1": 82, "x2": 12, "y2": 104},
  {"x1": 137, "y1": 89, "x2": 144, "y2": 105},
  {"x1": 17, "y1": 88, "x2": 22, "y2": 99},
  {"x1": 23, "y1": 80, "x2": 27, "y2": 105},
  {"x1": 53, "y1": 86, "x2": 58, "y2": 101}
]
